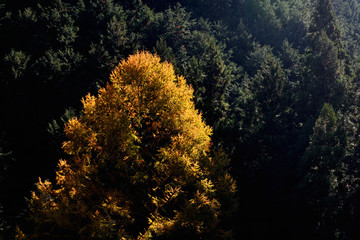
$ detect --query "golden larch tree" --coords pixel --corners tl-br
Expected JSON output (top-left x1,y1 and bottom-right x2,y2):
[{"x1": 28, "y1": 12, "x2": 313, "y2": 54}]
[{"x1": 17, "y1": 51, "x2": 236, "y2": 240}]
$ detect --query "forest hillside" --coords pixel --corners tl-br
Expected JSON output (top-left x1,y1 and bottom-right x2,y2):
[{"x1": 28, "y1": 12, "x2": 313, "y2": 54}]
[{"x1": 1, "y1": 0, "x2": 360, "y2": 239}]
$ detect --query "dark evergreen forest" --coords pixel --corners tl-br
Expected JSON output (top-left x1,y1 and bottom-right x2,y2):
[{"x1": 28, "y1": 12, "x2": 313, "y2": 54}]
[{"x1": 2, "y1": 0, "x2": 360, "y2": 239}]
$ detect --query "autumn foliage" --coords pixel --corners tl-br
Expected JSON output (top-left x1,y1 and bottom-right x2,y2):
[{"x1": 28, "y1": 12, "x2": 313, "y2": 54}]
[{"x1": 18, "y1": 52, "x2": 236, "y2": 239}]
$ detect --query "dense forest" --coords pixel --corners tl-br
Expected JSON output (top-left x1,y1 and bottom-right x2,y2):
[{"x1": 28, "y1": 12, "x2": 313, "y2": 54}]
[{"x1": 2, "y1": 0, "x2": 360, "y2": 239}]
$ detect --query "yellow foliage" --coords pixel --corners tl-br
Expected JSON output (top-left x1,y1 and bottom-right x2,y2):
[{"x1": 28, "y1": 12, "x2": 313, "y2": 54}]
[
  {"x1": 15, "y1": 226, "x2": 26, "y2": 240},
  {"x1": 22, "y1": 51, "x2": 235, "y2": 239}
]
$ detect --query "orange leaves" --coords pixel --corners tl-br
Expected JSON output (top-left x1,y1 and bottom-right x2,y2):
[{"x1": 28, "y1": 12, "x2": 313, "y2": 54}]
[
  {"x1": 199, "y1": 178, "x2": 215, "y2": 194},
  {"x1": 63, "y1": 117, "x2": 95, "y2": 155},
  {"x1": 112, "y1": 51, "x2": 176, "y2": 88},
  {"x1": 36, "y1": 178, "x2": 53, "y2": 195},
  {"x1": 82, "y1": 93, "x2": 96, "y2": 116},
  {"x1": 141, "y1": 214, "x2": 175, "y2": 239},
  {"x1": 56, "y1": 159, "x2": 70, "y2": 185},
  {"x1": 15, "y1": 226, "x2": 26, "y2": 240},
  {"x1": 29, "y1": 178, "x2": 58, "y2": 218},
  {"x1": 23, "y1": 51, "x2": 235, "y2": 239},
  {"x1": 190, "y1": 190, "x2": 220, "y2": 212}
]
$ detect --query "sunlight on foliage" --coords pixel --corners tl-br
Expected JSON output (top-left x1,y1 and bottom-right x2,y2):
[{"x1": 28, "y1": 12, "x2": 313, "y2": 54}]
[{"x1": 19, "y1": 51, "x2": 236, "y2": 239}]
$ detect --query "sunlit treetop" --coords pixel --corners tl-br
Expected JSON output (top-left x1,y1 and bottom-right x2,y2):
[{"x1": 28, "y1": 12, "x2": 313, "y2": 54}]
[{"x1": 17, "y1": 51, "x2": 236, "y2": 240}]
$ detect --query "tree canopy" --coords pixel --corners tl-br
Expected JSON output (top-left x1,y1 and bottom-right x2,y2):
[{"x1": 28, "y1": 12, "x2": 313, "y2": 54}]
[
  {"x1": 2, "y1": 0, "x2": 360, "y2": 239},
  {"x1": 17, "y1": 52, "x2": 236, "y2": 240}
]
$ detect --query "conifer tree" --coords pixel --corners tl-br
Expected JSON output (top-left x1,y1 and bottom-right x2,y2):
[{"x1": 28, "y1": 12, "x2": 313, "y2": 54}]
[
  {"x1": 234, "y1": 51, "x2": 290, "y2": 170},
  {"x1": 308, "y1": 0, "x2": 342, "y2": 44},
  {"x1": 17, "y1": 52, "x2": 236, "y2": 240},
  {"x1": 84, "y1": 0, "x2": 132, "y2": 86},
  {"x1": 150, "y1": 6, "x2": 239, "y2": 143},
  {"x1": 302, "y1": 0, "x2": 350, "y2": 118},
  {"x1": 182, "y1": 35, "x2": 236, "y2": 133},
  {"x1": 297, "y1": 103, "x2": 347, "y2": 239}
]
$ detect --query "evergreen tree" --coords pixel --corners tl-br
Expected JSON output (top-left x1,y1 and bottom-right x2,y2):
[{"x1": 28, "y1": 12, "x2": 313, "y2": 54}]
[
  {"x1": 228, "y1": 51, "x2": 297, "y2": 239},
  {"x1": 17, "y1": 52, "x2": 236, "y2": 240},
  {"x1": 309, "y1": 0, "x2": 342, "y2": 43},
  {"x1": 302, "y1": 0, "x2": 350, "y2": 117},
  {"x1": 294, "y1": 0, "x2": 352, "y2": 170},
  {"x1": 330, "y1": 0, "x2": 360, "y2": 65},
  {"x1": 296, "y1": 103, "x2": 348, "y2": 239},
  {"x1": 182, "y1": 35, "x2": 237, "y2": 135},
  {"x1": 233, "y1": 50, "x2": 291, "y2": 172},
  {"x1": 151, "y1": 5, "x2": 240, "y2": 143}
]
